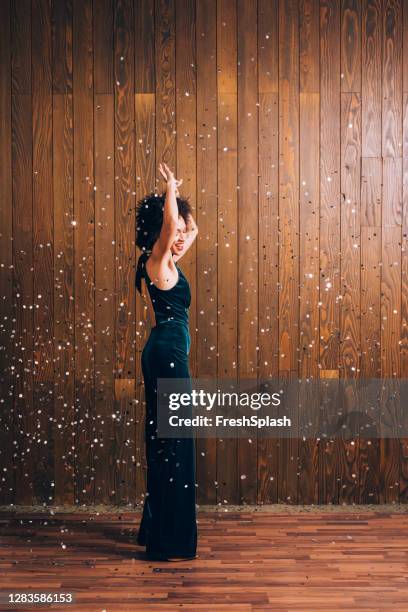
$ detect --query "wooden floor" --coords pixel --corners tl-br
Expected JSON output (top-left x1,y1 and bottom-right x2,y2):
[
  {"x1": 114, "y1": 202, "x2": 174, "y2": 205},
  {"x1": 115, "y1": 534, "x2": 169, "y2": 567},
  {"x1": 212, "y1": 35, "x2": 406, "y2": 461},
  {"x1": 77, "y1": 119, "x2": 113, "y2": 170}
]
[{"x1": 1, "y1": 508, "x2": 408, "y2": 611}]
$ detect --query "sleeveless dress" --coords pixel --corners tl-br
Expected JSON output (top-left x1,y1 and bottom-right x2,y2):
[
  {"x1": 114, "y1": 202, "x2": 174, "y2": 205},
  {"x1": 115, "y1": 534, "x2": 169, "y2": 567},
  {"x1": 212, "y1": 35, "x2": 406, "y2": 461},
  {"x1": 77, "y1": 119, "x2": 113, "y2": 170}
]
[{"x1": 135, "y1": 252, "x2": 197, "y2": 558}]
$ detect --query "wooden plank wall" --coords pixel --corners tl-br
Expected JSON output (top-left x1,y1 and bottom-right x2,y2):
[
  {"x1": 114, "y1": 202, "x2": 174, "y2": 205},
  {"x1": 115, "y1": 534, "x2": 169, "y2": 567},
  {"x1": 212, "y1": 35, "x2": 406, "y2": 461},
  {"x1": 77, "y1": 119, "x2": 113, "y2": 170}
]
[{"x1": 0, "y1": 0, "x2": 408, "y2": 506}]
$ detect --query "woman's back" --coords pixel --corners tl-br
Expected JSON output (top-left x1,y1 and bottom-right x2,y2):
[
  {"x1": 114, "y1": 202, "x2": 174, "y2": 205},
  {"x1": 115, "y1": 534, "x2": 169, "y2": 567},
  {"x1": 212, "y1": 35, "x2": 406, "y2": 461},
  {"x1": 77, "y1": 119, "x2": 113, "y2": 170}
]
[{"x1": 136, "y1": 252, "x2": 191, "y2": 328}]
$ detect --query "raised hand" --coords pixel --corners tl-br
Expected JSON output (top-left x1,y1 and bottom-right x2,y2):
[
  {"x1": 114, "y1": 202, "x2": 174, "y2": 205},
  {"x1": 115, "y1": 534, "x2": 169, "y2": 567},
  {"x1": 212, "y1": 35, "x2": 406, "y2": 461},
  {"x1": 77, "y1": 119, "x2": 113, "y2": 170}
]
[{"x1": 159, "y1": 162, "x2": 183, "y2": 196}]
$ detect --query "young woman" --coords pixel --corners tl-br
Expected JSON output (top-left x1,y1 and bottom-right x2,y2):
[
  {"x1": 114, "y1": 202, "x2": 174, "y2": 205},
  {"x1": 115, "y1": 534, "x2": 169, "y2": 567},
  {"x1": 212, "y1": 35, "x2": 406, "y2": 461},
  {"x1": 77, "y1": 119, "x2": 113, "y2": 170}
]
[{"x1": 135, "y1": 162, "x2": 198, "y2": 561}]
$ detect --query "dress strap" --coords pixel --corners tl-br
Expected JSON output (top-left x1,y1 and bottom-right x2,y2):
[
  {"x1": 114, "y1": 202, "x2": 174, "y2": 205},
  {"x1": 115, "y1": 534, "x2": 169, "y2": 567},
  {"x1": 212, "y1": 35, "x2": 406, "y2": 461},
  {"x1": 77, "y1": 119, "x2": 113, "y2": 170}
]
[{"x1": 136, "y1": 251, "x2": 149, "y2": 294}]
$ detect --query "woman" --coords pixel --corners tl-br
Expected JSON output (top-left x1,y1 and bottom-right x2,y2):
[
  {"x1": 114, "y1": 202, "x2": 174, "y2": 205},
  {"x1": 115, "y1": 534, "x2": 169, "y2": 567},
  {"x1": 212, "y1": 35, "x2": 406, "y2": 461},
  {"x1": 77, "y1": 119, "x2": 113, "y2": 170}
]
[{"x1": 135, "y1": 162, "x2": 198, "y2": 561}]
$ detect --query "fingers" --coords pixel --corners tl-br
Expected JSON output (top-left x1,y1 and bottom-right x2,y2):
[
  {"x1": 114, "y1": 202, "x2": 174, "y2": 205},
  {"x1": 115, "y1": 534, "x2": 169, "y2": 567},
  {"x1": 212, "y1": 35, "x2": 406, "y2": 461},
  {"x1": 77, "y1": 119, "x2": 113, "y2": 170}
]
[
  {"x1": 158, "y1": 162, "x2": 167, "y2": 180},
  {"x1": 163, "y1": 162, "x2": 175, "y2": 179},
  {"x1": 158, "y1": 162, "x2": 170, "y2": 178},
  {"x1": 158, "y1": 162, "x2": 183, "y2": 187}
]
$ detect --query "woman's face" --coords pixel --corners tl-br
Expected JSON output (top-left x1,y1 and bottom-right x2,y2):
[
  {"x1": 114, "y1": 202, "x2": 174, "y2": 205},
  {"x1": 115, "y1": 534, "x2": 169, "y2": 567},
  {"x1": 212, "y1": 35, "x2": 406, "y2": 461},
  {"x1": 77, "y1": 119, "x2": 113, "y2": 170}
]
[{"x1": 171, "y1": 216, "x2": 187, "y2": 256}]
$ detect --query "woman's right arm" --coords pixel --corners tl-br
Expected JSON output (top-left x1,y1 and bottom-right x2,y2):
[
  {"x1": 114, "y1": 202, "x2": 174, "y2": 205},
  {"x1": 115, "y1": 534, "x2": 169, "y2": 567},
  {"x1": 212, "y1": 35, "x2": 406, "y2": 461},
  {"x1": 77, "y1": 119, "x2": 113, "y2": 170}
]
[
  {"x1": 155, "y1": 180, "x2": 178, "y2": 257},
  {"x1": 153, "y1": 162, "x2": 182, "y2": 259}
]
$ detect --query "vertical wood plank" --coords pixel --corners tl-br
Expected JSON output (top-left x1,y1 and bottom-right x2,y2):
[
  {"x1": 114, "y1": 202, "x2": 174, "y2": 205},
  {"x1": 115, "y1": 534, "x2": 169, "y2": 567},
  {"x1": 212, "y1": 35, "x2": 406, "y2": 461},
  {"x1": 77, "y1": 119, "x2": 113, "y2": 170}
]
[
  {"x1": 53, "y1": 93, "x2": 75, "y2": 505},
  {"x1": 93, "y1": 0, "x2": 113, "y2": 94},
  {"x1": 135, "y1": 93, "x2": 156, "y2": 502},
  {"x1": 135, "y1": 0, "x2": 155, "y2": 94},
  {"x1": 134, "y1": 0, "x2": 156, "y2": 508},
  {"x1": 175, "y1": 0, "x2": 197, "y2": 376},
  {"x1": 238, "y1": 0, "x2": 259, "y2": 504},
  {"x1": 339, "y1": 92, "x2": 361, "y2": 503},
  {"x1": 380, "y1": 226, "x2": 401, "y2": 503},
  {"x1": 73, "y1": 0, "x2": 95, "y2": 504},
  {"x1": 278, "y1": 0, "x2": 299, "y2": 504},
  {"x1": 298, "y1": 0, "x2": 320, "y2": 505},
  {"x1": 318, "y1": 369, "x2": 339, "y2": 504},
  {"x1": 52, "y1": 0, "x2": 74, "y2": 505},
  {"x1": 382, "y1": 0, "x2": 402, "y2": 159},
  {"x1": 360, "y1": 2, "x2": 383, "y2": 505},
  {"x1": 400, "y1": 0, "x2": 408, "y2": 488},
  {"x1": 360, "y1": 160, "x2": 382, "y2": 503},
  {"x1": 257, "y1": 0, "x2": 279, "y2": 505},
  {"x1": 217, "y1": 0, "x2": 239, "y2": 506},
  {"x1": 341, "y1": 0, "x2": 361, "y2": 93},
  {"x1": 381, "y1": 0, "x2": 403, "y2": 510},
  {"x1": 11, "y1": 0, "x2": 34, "y2": 505},
  {"x1": 94, "y1": 89, "x2": 115, "y2": 503},
  {"x1": 175, "y1": 2, "x2": 196, "y2": 338},
  {"x1": 32, "y1": 0, "x2": 54, "y2": 504},
  {"x1": 155, "y1": 0, "x2": 175, "y2": 168},
  {"x1": 359, "y1": 227, "x2": 381, "y2": 503},
  {"x1": 361, "y1": 158, "x2": 382, "y2": 226},
  {"x1": 299, "y1": 0, "x2": 320, "y2": 94},
  {"x1": 320, "y1": 0, "x2": 341, "y2": 372},
  {"x1": 52, "y1": 0, "x2": 72, "y2": 94},
  {"x1": 383, "y1": 158, "x2": 403, "y2": 225},
  {"x1": 404, "y1": 0, "x2": 408, "y2": 92},
  {"x1": 0, "y1": 0, "x2": 14, "y2": 504},
  {"x1": 93, "y1": 0, "x2": 115, "y2": 506},
  {"x1": 113, "y1": 0, "x2": 136, "y2": 503},
  {"x1": 401, "y1": 93, "x2": 408, "y2": 501},
  {"x1": 113, "y1": 378, "x2": 135, "y2": 503},
  {"x1": 362, "y1": 0, "x2": 382, "y2": 157},
  {"x1": 298, "y1": 92, "x2": 320, "y2": 504},
  {"x1": 192, "y1": 0, "x2": 218, "y2": 505},
  {"x1": 319, "y1": 0, "x2": 341, "y2": 503},
  {"x1": 339, "y1": 12, "x2": 363, "y2": 499}
]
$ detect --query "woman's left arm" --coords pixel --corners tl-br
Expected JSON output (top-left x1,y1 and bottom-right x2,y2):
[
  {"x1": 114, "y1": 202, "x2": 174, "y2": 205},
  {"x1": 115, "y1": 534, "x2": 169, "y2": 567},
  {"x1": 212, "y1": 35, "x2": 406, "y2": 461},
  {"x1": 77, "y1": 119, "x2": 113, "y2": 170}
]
[{"x1": 173, "y1": 213, "x2": 198, "y2": 261}]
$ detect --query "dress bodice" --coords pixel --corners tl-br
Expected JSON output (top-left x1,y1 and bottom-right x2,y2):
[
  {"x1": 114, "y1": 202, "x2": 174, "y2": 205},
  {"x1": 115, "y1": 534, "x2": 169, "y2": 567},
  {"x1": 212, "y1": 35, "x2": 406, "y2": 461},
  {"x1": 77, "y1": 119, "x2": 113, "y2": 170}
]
[{"x1": 136, "y1": 252, "x2": 191, "y2": 327}]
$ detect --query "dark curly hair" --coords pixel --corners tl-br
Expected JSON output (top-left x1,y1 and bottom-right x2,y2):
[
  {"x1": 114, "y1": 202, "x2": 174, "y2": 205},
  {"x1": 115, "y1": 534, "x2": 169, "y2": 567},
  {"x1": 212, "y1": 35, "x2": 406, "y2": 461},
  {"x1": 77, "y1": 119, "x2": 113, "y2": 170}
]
[{"x1": 136, "y1": 191, "x2": 193, "y2": 253}]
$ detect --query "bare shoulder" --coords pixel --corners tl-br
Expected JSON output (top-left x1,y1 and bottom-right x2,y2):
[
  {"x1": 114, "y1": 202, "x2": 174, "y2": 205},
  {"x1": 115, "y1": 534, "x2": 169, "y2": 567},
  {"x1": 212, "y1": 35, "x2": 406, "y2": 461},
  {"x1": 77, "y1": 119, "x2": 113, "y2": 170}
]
[{"x1": 146, "y1": 250, "x2": 178, "y2": 290}]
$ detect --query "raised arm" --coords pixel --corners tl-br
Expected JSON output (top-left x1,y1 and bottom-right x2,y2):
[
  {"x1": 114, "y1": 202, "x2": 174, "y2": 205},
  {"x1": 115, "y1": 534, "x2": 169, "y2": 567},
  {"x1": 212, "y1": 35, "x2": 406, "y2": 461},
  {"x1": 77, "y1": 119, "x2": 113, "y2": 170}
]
[
  {"x1": 154, "y1": 177, "x2": 179, "y2": 259},
  {"x1": 149, "y1": 162, "x2": 197, "y2": 281}
]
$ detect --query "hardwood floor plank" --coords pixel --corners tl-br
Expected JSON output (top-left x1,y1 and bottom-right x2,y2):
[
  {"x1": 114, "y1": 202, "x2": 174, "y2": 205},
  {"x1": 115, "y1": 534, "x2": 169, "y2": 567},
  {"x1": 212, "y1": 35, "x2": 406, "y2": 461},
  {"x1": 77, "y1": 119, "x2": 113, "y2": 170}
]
[{"x1": 0, "y1": 509, "x2": 408, "y2": 610}]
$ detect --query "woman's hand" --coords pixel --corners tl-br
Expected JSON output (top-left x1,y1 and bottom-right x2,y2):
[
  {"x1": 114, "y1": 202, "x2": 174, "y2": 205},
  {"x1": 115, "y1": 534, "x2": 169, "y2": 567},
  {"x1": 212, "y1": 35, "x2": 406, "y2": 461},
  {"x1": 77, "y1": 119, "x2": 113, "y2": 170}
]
[
  {"x1": 159, "y1": 162, "x2": 183, "y2": 196},
  {"x1": 185, "y1": 212, "x2": 198, "y2": 234}
]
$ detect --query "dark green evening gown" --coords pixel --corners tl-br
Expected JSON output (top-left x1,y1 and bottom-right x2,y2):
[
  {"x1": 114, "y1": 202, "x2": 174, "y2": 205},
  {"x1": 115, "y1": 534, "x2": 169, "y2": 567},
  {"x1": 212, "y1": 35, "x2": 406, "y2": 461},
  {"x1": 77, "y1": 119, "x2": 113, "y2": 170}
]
[{"x1": 135, "y1": 252, "x2": 197, "y2": 558}]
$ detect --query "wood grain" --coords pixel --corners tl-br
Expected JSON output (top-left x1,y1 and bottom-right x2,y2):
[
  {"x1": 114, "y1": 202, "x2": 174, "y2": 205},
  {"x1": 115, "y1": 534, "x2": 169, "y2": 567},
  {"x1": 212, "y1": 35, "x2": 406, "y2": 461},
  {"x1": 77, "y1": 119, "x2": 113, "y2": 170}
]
[
  {"x1": 195, "y1": 0, "x2": 217, "y2": 505},
  {"x1": 1, "y1": 509, "x2": 408, "y2": 609},
  {"x1": 52, "y1": 0, "x2": 75, "y2": 507},
  {"x1": 73, "y1": 0, "x2": 95, "y2": 504},
  {"x1": 238, "y1": 0, "x2": 259, "y2": 504},
  {"x1": 277, "y1": 0, "x2": 300, "y2": 505},
  {"x1": 216, "y1": 0, "x2": 239, "y2": 508},
  {"x1": 32, "y1": 0, "x2": 54, "y2": 504},
  {"x1": 11, "y1": 0, "x2": 34, "y2": 506},
  {"x1": 257, "y1": 0, "x2": 280, "y2": 508},
  {"x1": 0, "y1": 0, "x2": 407, "y2": 506},
  {"x1": 0, "y1": 0, "x2": 14, "y2": 505}
]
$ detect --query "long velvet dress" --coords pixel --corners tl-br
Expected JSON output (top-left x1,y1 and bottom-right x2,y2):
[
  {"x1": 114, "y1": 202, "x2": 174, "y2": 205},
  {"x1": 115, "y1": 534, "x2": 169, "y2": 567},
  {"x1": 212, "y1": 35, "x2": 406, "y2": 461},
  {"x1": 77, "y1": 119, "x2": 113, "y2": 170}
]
[{"x1": 135, "y1": 252, "x2": 197, "y2": 558}]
